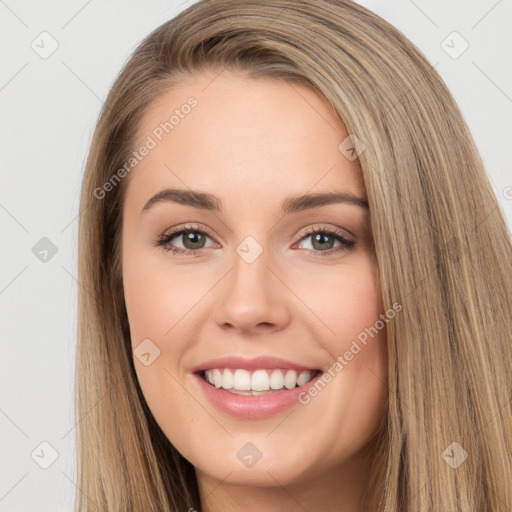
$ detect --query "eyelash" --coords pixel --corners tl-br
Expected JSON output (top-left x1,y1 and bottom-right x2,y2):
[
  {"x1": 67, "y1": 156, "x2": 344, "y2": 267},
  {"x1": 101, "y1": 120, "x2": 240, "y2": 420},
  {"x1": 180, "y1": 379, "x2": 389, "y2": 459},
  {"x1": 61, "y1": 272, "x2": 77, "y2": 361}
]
[{"x1": 154, "y1": 223, "x2": 356, "y2": 257}]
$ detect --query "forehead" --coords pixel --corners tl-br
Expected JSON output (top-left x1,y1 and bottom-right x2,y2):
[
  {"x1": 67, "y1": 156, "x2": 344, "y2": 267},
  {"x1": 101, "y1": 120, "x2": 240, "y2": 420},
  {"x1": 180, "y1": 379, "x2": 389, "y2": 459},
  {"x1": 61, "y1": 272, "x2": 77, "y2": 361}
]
[{"x1": 125, "y1": 70, "x2": 365, "y2": 210}]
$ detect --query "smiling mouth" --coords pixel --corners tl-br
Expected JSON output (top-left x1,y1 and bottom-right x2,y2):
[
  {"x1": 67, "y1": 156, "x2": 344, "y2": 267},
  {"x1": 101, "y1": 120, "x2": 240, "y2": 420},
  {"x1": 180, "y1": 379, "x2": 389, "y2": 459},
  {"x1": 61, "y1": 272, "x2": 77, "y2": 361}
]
[{"x1": 198, "y1": 368, "x2": 321, "y2": 395}]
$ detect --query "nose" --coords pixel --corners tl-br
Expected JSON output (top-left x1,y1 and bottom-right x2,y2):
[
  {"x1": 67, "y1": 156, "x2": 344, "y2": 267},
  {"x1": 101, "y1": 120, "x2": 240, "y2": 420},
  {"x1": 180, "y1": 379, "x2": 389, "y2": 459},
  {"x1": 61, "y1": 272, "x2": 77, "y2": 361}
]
[{"x1": 213, "y1": 247, "x2": 291, "y2": 336}]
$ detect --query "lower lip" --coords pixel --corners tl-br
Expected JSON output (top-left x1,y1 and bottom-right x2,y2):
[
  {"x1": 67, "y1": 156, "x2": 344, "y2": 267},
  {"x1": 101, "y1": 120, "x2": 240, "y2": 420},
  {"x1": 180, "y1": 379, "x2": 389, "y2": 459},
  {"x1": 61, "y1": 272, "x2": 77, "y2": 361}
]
[{"x1": 193, "y1": 371, "x2": 322, "y2": 419}]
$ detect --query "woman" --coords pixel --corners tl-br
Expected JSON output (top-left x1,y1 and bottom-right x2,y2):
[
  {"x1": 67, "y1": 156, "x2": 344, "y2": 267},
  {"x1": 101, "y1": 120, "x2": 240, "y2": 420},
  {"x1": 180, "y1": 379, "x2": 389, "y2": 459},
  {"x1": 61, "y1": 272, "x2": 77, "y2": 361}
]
[{"x1": 75, "y1": 0, "x2": 512, "y2": 510}]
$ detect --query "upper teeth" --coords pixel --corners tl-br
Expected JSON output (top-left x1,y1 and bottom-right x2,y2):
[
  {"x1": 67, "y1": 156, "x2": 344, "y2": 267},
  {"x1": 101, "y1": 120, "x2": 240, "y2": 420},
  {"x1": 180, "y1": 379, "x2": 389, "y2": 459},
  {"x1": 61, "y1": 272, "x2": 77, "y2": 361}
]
[{"x1": 203, "y1": 368, "x2": 316, "y2": 391}]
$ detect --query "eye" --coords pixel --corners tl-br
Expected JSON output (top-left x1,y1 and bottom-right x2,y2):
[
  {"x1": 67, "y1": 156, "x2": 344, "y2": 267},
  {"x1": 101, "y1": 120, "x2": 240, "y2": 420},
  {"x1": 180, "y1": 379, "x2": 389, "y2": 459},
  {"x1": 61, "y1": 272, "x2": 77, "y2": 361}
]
[
  {"x1": 154, "y1": 223, "x2": 356, "y2": 257},
  {"x1": 155, "y1": 223, "x2": 217, "y2": 255},
  {"x1": 294, "y1": 225, "x2": 355, "y2": 256}
]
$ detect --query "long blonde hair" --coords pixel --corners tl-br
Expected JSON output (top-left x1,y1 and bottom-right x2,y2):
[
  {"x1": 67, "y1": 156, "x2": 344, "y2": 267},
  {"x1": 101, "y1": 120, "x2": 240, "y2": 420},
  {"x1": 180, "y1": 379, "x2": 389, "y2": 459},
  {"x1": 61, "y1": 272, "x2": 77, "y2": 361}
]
[{"x1": 75, "y1": 0, "x2": 512, "y2": 510}]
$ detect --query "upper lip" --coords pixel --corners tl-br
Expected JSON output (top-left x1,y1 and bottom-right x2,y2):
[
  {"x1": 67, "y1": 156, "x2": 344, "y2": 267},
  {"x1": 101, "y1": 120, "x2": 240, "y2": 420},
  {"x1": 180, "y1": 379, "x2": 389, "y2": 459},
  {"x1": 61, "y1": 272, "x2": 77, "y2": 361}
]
[{"x1": 191, "y1": 355, "x2": 320, "y2": 373}]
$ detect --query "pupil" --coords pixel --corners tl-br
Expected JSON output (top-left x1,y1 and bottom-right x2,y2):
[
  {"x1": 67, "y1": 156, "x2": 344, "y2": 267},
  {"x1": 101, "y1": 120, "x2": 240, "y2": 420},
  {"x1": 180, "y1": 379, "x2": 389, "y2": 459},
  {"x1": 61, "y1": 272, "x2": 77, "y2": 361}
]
[
  {"x1": 184, "y1": 231, "x2": 205, "y2": 249},
  {"x1": 313, "y1": 233, "x2": 333, "y2": 250}
]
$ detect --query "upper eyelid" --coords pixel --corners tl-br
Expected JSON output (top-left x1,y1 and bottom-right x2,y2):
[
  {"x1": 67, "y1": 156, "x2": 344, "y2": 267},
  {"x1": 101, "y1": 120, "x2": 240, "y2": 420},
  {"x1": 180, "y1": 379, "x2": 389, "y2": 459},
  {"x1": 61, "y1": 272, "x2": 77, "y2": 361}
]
[{"x1": 297, "y1": 224, "x2": 353, "y2": 239}]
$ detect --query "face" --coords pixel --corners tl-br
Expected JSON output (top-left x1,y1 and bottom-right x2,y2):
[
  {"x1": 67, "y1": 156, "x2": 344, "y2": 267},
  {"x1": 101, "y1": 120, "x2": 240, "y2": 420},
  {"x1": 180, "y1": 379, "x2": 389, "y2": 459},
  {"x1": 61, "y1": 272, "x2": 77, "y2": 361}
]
[{"x1": 121, "y1": 70, "x2": 388, "y2": 493}]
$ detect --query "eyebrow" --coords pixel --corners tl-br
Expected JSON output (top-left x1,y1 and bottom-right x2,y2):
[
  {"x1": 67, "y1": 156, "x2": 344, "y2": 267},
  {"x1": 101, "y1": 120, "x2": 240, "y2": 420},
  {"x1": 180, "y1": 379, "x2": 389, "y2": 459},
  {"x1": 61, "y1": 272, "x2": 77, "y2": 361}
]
[{"x1": 141, "y1": 188, "x2": 369, "y2": 215}]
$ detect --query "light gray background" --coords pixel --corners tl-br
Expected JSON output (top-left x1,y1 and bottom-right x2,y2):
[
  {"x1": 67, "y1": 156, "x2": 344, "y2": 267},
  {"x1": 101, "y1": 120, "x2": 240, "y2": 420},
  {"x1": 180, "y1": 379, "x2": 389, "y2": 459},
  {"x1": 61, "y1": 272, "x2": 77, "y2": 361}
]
[{"x1": 1, "y1": 1, "x2": 511, "y2": 510}]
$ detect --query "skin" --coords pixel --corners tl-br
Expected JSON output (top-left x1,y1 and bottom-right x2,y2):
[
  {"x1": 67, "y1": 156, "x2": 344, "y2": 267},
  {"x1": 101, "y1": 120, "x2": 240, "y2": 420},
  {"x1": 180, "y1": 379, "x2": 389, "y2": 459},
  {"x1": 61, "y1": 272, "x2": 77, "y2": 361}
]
[{"x1": 121, "y1": 69, "x2": 388, "y2": 512}]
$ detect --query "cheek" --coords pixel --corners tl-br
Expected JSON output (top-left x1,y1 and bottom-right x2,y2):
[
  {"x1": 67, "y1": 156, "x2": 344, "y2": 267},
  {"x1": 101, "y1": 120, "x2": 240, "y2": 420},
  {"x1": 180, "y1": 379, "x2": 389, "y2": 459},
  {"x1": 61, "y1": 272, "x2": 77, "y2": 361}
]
[
  {"x1": 123, "y1": 248, "x2": 205, "y2": 345},
  {"x1": 122, "y1": 253, "x2": 199, "y2": 425},
  {"x1": 292, "y1": 256, "x2": 387, "y2": 407},
  {"x1": 293, "y1": 256, "x2": 383, "y2": 343},
  {"x1": 122, "y1": 247, "x2": 213, "y2": 408}
]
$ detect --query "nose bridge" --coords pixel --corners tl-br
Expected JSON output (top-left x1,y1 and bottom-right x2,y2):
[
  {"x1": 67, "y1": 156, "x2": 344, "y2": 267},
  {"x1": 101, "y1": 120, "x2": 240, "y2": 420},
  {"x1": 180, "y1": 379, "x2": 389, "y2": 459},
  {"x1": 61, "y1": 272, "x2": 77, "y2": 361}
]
[
  {"x1": 213, "y1": 236, "x2": 290, "y2": 332},
  {"x1": 232, "y1": 239, "x2": 271, "y2": 294}
]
